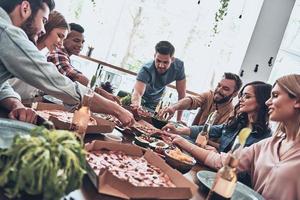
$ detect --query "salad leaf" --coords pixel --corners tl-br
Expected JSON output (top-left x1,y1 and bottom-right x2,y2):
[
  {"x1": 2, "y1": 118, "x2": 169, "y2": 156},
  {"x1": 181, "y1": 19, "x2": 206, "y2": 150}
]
[{"x1": 0, "y1": 127, "x2": 86, "y2": 200}]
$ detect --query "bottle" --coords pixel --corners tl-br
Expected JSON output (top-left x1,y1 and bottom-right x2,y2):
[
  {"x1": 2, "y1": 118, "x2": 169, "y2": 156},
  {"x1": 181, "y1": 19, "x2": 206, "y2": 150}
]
[
  {"x1": 163, "y1": 93, "x2": 173, "y2": 119},
  {"x1": 195, "y1": 110, "x2": 218, "y2": 147},
  {"x1": 206, "y1": 154, "x2": 239, "y2": 200},
  {"x1": 154, "y1": 99, "x2": 163, "y2": 117},
  {"x1": 71, "y1": 90, "x2": 94, "y2": 141}
]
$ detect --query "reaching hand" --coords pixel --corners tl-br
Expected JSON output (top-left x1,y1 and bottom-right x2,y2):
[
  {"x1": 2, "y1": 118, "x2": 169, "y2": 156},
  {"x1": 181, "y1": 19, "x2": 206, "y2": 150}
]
[
  {"x1": 116, "y1": 107, "x2": 135, "y2": 127},
  {"x1": 157, "y1": 106, "x2": 175, "y2": 120},
  {"x1": 172, "y1": 135, "x2": 186, "y2": 146},
  {"x1": 162, "y1": 123, "x2": 190, "y2": 135},
  {"x1": 8, "y1": 107, "x2": 37, "y2": 124}
]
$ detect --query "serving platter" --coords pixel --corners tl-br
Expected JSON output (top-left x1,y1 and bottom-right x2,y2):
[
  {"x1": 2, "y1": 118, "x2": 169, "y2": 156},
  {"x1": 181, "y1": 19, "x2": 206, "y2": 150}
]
[
  {"x1": 0, "y1": 118, "x2": 36, "y2": 149},
  {"x1": 197, "y1": 170, "x2": 264, "y2": 200}
]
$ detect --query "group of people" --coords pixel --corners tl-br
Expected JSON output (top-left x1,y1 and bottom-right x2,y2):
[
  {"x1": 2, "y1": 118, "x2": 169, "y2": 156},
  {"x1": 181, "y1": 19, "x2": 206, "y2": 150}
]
[
  {"x1": 161, "y1": 75, "x2": 300, "y2": 200},
  {"x1": 0, "y1": 0, "x2": 132, "y2": 125},
  {"x1": 0, "y1": 1, "x2": 299, "y2": 200}
]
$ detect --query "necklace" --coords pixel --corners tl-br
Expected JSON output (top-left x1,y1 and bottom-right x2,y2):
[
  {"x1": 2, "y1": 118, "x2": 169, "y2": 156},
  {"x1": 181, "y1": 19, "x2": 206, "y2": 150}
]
[{"x1": 278, "y1": 136, "x2": 298, "y2": 159}]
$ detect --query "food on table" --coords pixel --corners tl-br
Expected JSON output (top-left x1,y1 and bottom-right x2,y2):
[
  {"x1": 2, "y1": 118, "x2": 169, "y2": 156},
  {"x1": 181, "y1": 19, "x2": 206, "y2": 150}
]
[
  {"x1": 166, "y1": 148, "x2": 194, "y2": 165},
  {"x1": 160, "y1": 134, "x2": 173, "y2": 145},
  {"x1": 132, "y1": 122, "x2": 160, "y2": 135},
  {"x1": 93, "y1": 113, "x2": 121, "y2": 125},
  {"x1": 149, "y1": 141, "x2": 169, "y2": 149},
  {"x1": 136, "y1": 107, "x2": 153, "y2": 118},
  {"x1": 0, "y1": 127, "x2": 86, "y2": 200},
  {"x1": 36, "y1": 110, "x2": 97, "y2": 126},
  {"x1": 120, "y1": 94, "x2": 132, "y2": 106},
  {"x1": 87, "y1": 150, "x2": 175, "y2": 187}
]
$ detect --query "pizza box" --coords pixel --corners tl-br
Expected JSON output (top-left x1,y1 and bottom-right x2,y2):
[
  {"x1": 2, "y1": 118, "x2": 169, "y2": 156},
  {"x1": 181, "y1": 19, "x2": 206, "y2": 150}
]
[
  {"x1": 32, "y1": 102, "x2": 115, "y2": 133},
  {"x1": 85, "y1": 140, "x2": 198, "y2": 199}
]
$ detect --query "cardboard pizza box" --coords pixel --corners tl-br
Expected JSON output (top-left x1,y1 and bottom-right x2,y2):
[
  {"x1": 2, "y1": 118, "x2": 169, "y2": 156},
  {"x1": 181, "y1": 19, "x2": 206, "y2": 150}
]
[
  {"x1": 32, "y1": 102, "x2": 115, "y2": 133},
  {"x1": 85, "y1": 140, "x2": 198, "y2": 199}
]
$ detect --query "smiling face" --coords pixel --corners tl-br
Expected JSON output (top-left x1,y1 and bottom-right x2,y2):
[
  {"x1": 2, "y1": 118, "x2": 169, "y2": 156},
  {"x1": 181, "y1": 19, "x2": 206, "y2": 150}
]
[
  {"x1": 213, "y1": 79, "x2": 237, "y2": 104},
  {"x1": 154, "y1": 53, "x2": 173, "y2": 74},
  {"x1": 266, "y1": 84, "x2": 299, "y2": 122},
  {"x1": 44, "y1": 28, "x2": 68, "y2": 52},
  {"x1": 63, "y1": 30, "x2": 85, "y2": 56},
  {"x1": 21, "y1": 3, "x2": 50, "y2": 44},
  {"x1": 238, "y1": 85, "x2": 259, "y2": 115}
]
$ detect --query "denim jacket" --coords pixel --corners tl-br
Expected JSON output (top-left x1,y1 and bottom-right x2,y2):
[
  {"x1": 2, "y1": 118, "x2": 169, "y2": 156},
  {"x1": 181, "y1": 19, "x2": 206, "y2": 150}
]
[{"x1": 190, "y1": 124, "x2": 271, "y2": 153}]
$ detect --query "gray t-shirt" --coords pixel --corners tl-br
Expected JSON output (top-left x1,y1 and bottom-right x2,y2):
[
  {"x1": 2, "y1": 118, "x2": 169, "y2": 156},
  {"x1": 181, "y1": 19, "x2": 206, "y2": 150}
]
[{"x1": 136, "y1": 58, "x2": 185, "y2": 110}]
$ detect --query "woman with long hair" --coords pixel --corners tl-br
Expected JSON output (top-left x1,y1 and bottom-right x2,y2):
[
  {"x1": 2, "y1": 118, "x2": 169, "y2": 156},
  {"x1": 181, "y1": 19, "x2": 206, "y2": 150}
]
[
  {"x1": 169, "y1": 74, "x2": 300, "y2": 199},
  {"x1": 163, "y1": 81, "x2": 272, "y2": 152},
  {"x1": 10, "y1": 11, "x2": 69, "y2": 100},
  {"x1": 37, "y1": 11, "x2": 69, "y2": 52}
]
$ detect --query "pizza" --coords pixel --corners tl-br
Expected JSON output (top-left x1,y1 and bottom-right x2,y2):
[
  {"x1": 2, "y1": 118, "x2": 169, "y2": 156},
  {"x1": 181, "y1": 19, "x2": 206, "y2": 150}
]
[
  {"x1": 132, "y1": 121, "x2": 162, "y2": 135},
  {"x1": 36, "y1": 110, "x2": 97, "y2": 126},
  {"x1": 87, "y1": 150, "x2": 175, "y2": 187},
  {"x1": 93, "y1": 113, "x2": 121, "y2": 126}
]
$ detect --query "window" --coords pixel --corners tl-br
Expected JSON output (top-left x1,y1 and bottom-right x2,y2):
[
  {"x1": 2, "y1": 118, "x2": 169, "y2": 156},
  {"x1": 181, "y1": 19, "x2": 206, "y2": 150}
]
[
  {"x1": 268, "y1": 1, "x2": 300, "y2": 83},
  {"x1": 55, "y1": 0, "x2": 264, "y2": 93}
]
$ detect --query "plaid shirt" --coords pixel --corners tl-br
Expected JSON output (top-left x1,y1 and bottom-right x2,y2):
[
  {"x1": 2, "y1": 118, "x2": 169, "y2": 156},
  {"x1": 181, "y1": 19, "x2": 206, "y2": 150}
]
[{"x1": 47, "y1": 47, "x2": 82, "y2": 81}]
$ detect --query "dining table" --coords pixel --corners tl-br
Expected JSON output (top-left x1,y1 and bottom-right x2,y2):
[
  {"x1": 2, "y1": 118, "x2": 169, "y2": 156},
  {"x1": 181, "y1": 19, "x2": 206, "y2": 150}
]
[{"x1": 0, "y1": 106, "x2": 211, "y2": 200}]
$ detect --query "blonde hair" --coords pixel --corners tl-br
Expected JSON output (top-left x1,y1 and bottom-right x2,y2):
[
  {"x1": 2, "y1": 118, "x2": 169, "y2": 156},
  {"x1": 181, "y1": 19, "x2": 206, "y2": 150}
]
[{"x1": 275, "y1": 74, "x2": 300, "y2": 137}]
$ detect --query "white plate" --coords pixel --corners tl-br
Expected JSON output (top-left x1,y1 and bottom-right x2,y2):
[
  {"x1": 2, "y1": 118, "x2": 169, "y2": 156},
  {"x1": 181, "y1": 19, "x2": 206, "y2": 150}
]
[
  {"x1": 0, "y1": 118, "x2": 36, "y2": 149},
  {"x1": 197, "y1": 170, "x2": 264, "y2": 200}
]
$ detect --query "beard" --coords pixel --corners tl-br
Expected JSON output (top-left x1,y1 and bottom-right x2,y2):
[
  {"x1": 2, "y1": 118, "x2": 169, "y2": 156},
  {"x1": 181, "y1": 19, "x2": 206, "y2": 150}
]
[
  {"x1": 20, "y1": 15, "x2": 39, "y2": 45},
  {"x1": 214, "y1": 91, "x2": 234, "y2": 104}
]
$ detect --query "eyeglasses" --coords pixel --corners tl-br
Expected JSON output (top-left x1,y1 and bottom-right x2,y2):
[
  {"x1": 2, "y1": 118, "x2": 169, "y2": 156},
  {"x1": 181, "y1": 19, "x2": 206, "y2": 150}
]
[{"x1": 239, "y1": 93, "x2": 255, "y2": 100}]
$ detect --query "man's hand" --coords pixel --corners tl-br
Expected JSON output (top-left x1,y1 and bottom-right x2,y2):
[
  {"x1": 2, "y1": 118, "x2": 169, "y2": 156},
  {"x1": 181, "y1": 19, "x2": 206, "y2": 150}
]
[
  {"x1": 116, "y1": 107, "x2": 135, "y2": 127},
  {"x1": 9, "y1": 107, "x2": 37, "y2": 124},
  {"x1": 158, "y1": 106, "x2": 176, "y2": 120},
  {"x1": 1, "y1": 97, "x2": 37, "y2": 124}
]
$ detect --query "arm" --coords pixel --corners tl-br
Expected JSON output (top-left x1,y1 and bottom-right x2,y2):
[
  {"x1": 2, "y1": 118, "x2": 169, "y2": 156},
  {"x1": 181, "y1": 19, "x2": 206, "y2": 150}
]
[
  {"x1": 162, "y1": 123, "x2": 191, "y2": 136},
  {"x1": 1, "y1": 26, "x2": 89, "y2": 106},
  {"x1": 47, "y1": 50, "x2": 89, "y2": 86},
  {"x1": 90, "y1": 93, "x2": 134, "y2": 126},
  {"x1": 73, "y1": 74, "x2": 89, "y2": 86},
  {"x1": 158, "y1": 97, "x2": 193, "y2": 120},
  {"x1": 172, "y1": 136, "x2": 211, "y2": 162},
  {"x1": 175, "y1": 79, "x2": 186, "y2": 121},
  {"x1": 94, "y1": 87, "x2": 121, "y2": 104},
  {"x1": 131, "y1": 81, "x2": 146, "y2": 108},
  {"x1": 0, "y1": 97, "x2": 37, "y2": 124}
]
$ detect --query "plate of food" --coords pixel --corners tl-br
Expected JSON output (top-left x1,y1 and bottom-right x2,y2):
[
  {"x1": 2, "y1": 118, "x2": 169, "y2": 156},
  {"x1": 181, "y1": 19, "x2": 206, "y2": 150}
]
[
  {"x1": 36, "y1": 110, "x2": 97, "y2": 126},
  {"x1": 133, "y1": 135, "x2": 158, "y2": 148},
  {"x1": 197, "y1": 170, "x2": 264, "y2": 200},
  {"x1": 132, "y1": 120, "x2": 162, "y2": 136},
  {"x1": 164, "y1": 148, "x2": 196, "y2": 174}
]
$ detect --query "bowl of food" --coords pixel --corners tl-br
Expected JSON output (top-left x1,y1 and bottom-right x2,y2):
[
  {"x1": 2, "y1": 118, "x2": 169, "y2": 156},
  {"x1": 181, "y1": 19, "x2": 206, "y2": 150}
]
[
  {"x1": 151, "y1": 116, "x2": 168, "y2": 129},
  {"x1": 104, "y1": 133, "x2": 122, "y2": 143},
  {"x1": 149, "y1": 140, "x2": 169, "y2": 149},
  {"x1": 134, "y1": 135, "x2": 157, "y2": 148},
  {"x1": 164, "y1": 148, "x2": 196, "y2": 174}
]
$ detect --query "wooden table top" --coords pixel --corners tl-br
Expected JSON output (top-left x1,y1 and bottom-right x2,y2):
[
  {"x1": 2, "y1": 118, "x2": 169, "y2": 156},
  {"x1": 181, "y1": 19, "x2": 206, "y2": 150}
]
[
  {"x1": 62, "y1": 130, "x2": 209, "y2": 200},
  {"x1": 0, "y1": 108, "x2": 211, "y2": 200}
]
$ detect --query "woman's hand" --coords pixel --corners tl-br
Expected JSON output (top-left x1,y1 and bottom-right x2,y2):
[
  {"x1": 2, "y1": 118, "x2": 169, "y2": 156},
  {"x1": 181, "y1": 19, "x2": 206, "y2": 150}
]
[{"x1": 162, "y1": 123, "x2": 191, "y2": 136}]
